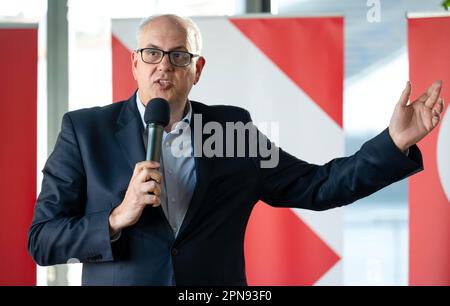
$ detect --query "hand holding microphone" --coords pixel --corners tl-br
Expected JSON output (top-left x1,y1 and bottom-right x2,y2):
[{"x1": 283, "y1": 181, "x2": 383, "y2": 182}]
[{"x1": 108, "y1": 98, "x2": 170, "y2": 236}]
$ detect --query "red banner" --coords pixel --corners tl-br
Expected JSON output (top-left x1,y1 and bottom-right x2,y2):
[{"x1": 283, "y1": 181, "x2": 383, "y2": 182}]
[
  {"x1": 408, "y1": 15, "x2": 450, "y2": 286},
  {"x1": 0, "y1": 27, "x2": 38, "y2": 285}
]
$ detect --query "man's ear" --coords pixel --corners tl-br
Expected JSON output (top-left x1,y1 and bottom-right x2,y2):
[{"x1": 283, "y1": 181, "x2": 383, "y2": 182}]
[
  {"x1": 194, "y1": 56, "x2": 206, "y2": 85},
  {"x1": 131, "y1": 51, "x2": 139, "y2": 81}
]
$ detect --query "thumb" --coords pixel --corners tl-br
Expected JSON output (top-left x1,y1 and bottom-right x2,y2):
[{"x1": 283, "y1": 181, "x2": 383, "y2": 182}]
[{"x1": 398, "y1": 81, "x2": 411, "y2": 107}]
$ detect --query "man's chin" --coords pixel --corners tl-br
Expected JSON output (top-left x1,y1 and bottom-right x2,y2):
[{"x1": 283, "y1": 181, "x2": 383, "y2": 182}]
[
  {"x1": 146, "y1": 90, "x2": 183, "y2": 106},
  {"x1": 153, "y1": 89, "x2": 174, "y2": 100},
  {"x1": 160, "y1": 95, "x2": 175, "y2": 104},
  {"x1": 146, "y1": 93, "x2": 171, "y2": 103}
]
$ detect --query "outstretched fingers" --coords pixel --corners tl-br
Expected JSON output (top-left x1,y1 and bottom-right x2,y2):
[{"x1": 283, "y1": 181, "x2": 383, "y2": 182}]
[
  {"x1": 424, "y1": 80, "x2": 443, "y2": 109},
  {"x1": 398, "y1": 81, "x2": 412, "y2": 107},
  {"x1": 432, "y1": 98, "x2": 445, "y2": 127}
]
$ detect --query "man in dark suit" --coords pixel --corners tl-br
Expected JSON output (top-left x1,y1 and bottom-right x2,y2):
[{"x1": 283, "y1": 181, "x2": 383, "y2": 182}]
[{"x1": 28, "y1": 14, "x2": 445, "y2": 285}]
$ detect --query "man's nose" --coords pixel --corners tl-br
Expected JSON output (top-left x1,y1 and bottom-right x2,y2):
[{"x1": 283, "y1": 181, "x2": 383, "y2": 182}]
[{"x1": 157, "y1": 53, "x2": 174, "y2": 71}]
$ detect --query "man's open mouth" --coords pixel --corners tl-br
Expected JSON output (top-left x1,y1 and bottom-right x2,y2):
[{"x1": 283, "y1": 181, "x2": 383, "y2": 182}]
[{"x1": 155, "y1": 79, "x2": 173, "y2": 90}]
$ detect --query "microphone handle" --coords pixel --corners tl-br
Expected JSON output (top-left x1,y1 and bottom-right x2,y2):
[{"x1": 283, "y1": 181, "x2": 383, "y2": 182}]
[{"x1": 146, "y1": 123, "x2": 164, "y2": 162}]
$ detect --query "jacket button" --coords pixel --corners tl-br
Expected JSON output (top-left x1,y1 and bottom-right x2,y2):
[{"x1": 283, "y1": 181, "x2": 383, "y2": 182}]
[{"x1": 171, "y1": 248, "x2": 179, "y2": 256}]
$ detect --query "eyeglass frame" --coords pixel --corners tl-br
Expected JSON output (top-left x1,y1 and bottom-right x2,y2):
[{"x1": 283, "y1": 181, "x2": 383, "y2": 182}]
[{"x1": 135, "y1": 47, "x2": 200, "y2": 67}]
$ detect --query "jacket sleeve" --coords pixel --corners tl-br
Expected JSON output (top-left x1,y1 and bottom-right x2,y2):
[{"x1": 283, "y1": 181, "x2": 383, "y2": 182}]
[
  {"x1": 258, "y1": 126, "x2": 423, "y2": 211},
  {"x1": 28, "y1": 113, "x2": 115, "y2": 266}
]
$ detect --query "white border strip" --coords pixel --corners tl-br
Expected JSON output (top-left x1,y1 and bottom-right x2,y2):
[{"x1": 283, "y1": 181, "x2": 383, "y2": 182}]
[
  {"x1": 192, "y1": 13, "x2": 344, "y2": 19},
  {"x1": 407, "y1": 11, "x2": 450, "y2": 19}
]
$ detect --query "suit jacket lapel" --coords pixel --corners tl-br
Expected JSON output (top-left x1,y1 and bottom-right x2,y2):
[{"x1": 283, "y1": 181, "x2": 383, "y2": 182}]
[{"x1": 114, "y1": 95, "x2": 146, "y2": 170}]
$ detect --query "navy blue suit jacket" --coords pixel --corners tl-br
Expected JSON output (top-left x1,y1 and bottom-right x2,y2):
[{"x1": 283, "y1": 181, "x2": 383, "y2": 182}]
[{"x1": 28, "y1": 94, "x2": 423, "y2": 285}]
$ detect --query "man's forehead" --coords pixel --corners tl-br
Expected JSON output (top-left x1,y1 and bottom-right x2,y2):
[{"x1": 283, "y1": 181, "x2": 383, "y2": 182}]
[
  {"x1": 144, "y1": 17, "x2": 189, "y2": 34},
  {"x1": 140, "y1": 21, "x2": 193, "y2": 48}
]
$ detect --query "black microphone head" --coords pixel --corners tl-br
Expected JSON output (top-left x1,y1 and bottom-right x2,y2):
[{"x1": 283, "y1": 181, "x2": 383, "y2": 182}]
[{"x1": 144, "y1": 98, "x2": 170, "y2": 127}]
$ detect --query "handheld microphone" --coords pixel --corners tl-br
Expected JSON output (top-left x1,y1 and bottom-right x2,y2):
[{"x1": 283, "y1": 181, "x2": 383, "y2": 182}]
[{"x1": 144, "y1": 98, "x2": 170, "y2": 162}]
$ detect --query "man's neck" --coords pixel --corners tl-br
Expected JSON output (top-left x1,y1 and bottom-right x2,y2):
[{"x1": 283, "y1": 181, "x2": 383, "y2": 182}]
[{"x1": 167, "y1": 101, "x2": 189, "y2": 132}]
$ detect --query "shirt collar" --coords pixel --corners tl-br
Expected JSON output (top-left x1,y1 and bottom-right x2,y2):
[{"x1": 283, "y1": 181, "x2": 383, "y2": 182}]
[{"x1": 135, "y1": 91, "x2": 192, "y2": 132}]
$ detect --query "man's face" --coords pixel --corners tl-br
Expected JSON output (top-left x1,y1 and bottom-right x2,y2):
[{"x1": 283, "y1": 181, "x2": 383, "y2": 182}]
[{"x1": 132, "y1": 18, "x2": 205, "y2": 108}]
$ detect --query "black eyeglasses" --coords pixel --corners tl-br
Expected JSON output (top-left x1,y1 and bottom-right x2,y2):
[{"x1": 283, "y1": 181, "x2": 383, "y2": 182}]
[{"x1": 135, "y1": 47, "x2": 199, "y2": 67}]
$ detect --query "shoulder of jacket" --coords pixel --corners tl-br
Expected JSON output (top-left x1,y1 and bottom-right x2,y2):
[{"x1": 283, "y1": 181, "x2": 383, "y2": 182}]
[
  {"x1": 190, "y1": 100, "x2": 251, "y2": 122},
  {"x1": 64, "y1": 100, "x2": 126, "y2": 122}
]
